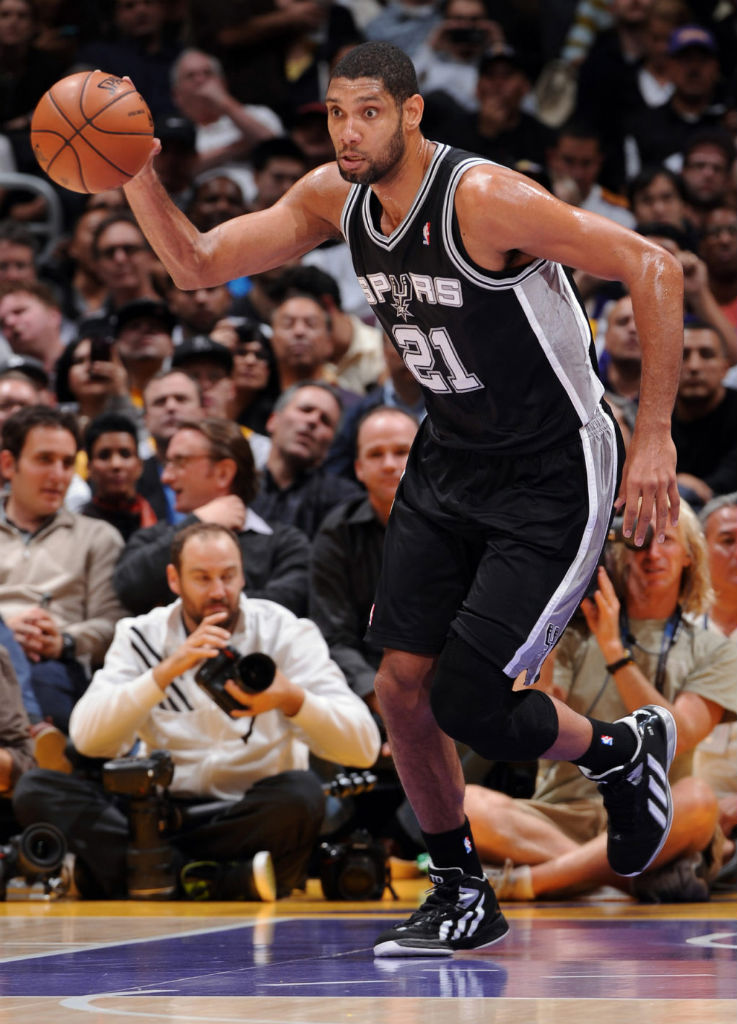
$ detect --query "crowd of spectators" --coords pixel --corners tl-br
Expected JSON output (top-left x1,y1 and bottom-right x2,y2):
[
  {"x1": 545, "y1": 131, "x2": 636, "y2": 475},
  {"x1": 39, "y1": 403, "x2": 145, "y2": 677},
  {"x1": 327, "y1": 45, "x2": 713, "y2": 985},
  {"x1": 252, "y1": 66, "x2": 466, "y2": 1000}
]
[{"x1": 0, "y1": 0, "x2": 735, "y2": 904}]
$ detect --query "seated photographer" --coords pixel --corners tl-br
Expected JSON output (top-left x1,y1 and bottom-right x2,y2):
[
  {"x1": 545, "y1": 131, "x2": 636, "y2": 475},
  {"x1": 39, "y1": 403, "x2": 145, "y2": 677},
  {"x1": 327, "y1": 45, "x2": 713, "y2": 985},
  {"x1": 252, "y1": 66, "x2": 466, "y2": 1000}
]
[
  {"x1": 464, "y1": 502, "x2": 737, "y2": 903},
  {"x1": 12, "y1": 522, "x2": 381, "y2": 901}
]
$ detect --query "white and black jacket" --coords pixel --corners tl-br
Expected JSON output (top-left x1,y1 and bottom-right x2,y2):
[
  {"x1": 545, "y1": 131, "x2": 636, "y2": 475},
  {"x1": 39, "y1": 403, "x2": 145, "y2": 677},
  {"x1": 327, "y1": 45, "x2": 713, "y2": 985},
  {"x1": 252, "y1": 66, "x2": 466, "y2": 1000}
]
[{"x1": 69, "y1": 596, "x2": 381, "y2": 801}]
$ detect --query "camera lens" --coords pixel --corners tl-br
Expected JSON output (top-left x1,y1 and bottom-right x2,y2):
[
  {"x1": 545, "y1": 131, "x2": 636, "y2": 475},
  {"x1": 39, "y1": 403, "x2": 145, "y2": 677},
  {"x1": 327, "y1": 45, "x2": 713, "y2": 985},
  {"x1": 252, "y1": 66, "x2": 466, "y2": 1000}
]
[
  {"x1": 335, "y1": 854, "x2": 381, "y2": 900},
  {"x1": 17, "y1": 823, "x2": 66, "y2": 878},
  {"x1": 236, "y1": 653, "x2": 276, "y2": 693}
]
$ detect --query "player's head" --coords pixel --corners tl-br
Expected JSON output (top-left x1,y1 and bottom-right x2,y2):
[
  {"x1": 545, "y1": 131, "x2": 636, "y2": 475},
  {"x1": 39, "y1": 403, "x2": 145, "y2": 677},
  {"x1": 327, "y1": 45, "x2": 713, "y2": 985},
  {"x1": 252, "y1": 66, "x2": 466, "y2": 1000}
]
[
  {"x1": 327, "y1": 42, "x2": 423, "y2": 186},
  {"x1": 330, "y1": 42, "x2": 419, "y2": 108}
]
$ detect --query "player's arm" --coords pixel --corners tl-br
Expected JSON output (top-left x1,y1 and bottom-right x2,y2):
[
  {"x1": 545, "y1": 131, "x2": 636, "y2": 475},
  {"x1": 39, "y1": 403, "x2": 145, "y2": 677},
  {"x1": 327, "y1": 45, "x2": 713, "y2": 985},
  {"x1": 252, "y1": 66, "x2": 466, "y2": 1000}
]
[
  {"x1": 124, "y1": 150, "x2": 347, "y2": 289},
  {"x1": 456, "y1": 165, "x2": 684, "y2": 546}
]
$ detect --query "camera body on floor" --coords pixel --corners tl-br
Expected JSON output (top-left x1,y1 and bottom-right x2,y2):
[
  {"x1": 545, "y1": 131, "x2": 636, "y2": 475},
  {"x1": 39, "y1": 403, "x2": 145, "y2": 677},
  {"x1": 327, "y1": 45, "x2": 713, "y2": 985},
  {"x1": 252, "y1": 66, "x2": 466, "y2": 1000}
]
[
  {"x1": 319, "y1": 828, "x2": 390, "y2": 900},
  {"x1": 0, "y1": 822, "x2": 68, "y2": 900}
]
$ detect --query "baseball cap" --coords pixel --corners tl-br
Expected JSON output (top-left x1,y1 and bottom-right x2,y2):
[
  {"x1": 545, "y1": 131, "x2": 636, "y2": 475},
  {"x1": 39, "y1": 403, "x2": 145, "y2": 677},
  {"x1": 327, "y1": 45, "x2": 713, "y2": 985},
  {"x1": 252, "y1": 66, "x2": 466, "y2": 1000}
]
[
  {"x1": 114, "y1": 299, "x2": 176, "y2": 337},
  {"x1": 667, "y1": 25, "x2": 717, "y2": 57},
  {"x1": 479, "y1": 44, "x2": 530, "y2": 75},
  {"x1": 0, "y1": 353, "x2": 49, "y2": 389},
  {"x1": 172, "y1": 335, "x2": 234, "y2": 374}
]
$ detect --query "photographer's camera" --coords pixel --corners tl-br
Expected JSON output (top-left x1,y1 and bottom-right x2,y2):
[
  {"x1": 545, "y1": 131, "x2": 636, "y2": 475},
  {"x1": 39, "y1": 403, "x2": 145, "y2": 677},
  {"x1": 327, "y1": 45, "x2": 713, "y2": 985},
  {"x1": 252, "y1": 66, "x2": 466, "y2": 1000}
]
[
  {"x1": 102, "y1": 749, "x2": 178, "y2": 899},
  {"x1": 195, "y1": 649, "x2": 276, "y2": 714},
  {"x1": 320, "y1": 828, "x2": 391, "y2": 901},
  {"x1": 0, "y1": 822, "x2": 67, "y2": 900}
]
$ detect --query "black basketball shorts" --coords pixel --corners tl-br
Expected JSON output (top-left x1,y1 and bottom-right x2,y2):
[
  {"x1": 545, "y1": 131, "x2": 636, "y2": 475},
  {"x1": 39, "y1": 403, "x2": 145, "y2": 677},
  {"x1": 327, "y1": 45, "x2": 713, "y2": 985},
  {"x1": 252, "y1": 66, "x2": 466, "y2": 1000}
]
[{"x1": 366, "y1": 409, "x2": 619, "y2": 682}]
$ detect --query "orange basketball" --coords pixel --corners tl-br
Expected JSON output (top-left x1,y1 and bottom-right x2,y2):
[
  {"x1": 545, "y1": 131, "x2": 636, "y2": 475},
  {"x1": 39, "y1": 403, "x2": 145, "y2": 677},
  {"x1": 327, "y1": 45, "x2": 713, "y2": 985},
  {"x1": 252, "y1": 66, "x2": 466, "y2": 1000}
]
[{"x1": 30, "y1": 71, "x2": 154, "y2": 194}]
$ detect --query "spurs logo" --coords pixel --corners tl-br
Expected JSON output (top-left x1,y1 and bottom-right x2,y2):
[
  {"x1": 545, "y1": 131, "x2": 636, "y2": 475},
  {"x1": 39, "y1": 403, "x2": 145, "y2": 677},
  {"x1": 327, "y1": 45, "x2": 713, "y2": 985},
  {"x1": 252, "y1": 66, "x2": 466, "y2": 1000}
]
[
  {"x1": 545, "y1": 623, "x2": 560, "y2": 647},
  {"x1": 97, "y1": 76, "x2": 122, "y2": 95},
  {"x1": 389, "y1": 274, "x2": 413, "y2": 320}
]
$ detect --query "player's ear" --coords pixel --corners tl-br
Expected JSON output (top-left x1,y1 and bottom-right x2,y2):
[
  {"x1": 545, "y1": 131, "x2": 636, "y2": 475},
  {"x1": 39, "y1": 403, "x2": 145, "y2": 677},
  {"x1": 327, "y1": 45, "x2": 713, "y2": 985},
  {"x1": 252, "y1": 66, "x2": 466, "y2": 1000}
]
[{"x1": 403, "y1": 93, "x2": 424, "y2": 131}]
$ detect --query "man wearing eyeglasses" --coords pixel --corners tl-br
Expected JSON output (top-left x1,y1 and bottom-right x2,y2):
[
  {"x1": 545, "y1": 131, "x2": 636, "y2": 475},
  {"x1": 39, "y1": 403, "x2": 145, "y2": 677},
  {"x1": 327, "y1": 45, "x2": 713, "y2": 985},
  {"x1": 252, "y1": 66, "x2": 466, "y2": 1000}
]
[
  {"x1": 89, "y1": 213, "x2": 160, "y2": 328},
  {"x1": 114, "y1": 417, "x2": 310, "y2": 617}
]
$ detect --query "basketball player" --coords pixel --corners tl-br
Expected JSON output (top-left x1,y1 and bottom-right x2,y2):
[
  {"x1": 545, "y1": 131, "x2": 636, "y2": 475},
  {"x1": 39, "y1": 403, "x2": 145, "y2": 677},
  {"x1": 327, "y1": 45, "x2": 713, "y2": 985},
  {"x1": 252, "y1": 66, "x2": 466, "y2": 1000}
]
[{"x1": 123, "y1": 42, "x2": 683, "y2": 957}]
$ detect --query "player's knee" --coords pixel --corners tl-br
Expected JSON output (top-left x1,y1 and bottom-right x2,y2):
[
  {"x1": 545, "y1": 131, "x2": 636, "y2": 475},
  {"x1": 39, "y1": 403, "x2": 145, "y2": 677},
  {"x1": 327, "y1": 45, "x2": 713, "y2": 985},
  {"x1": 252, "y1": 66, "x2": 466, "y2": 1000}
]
[
  {"x1": 430, "y1": 633, "x2": 559, "y2": 760},
  {"x1": 429, "y1": 632, "x2": 506, "y2": 742},
  {"x1": 374, "y1": 650, "x2": 434, "y2": 713}
]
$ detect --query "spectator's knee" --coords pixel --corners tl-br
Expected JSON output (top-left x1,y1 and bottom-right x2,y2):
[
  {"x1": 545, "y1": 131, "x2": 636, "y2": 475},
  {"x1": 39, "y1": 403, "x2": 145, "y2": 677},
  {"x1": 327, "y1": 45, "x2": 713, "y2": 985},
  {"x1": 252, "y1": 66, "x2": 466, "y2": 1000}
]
[
  {"x1": 674, "y1": 776, "x2": 720, "y2": 851},
  {"x1": 11, "y1": 769, "x2": 58, "y2": 826}
]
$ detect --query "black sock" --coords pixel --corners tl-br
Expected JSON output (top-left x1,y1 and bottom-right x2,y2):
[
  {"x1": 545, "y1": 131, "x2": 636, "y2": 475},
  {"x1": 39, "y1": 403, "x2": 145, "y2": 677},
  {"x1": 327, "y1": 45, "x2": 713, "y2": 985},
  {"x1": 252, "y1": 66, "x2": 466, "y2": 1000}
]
[
  {"x1": 421, "y1": 817, "x2": 484, "y2": 878},
  {"x1": 572, "y1": 716, "x2": 638, "y2": 776}
]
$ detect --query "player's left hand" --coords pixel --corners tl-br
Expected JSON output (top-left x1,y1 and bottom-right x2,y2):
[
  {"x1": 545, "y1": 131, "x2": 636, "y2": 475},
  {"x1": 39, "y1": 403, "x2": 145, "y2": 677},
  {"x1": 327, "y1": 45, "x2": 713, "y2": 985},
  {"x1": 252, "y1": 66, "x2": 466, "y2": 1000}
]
[{"x1": 614, "y1": 428, "x2": 679, "y2": 546}]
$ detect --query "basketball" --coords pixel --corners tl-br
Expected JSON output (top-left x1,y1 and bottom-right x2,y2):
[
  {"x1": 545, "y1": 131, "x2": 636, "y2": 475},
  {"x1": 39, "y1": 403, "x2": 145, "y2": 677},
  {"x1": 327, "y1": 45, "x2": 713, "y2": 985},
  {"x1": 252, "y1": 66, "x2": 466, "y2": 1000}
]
[{"x1": 30, "y1": 71, "x2": 154, "y2": 194}]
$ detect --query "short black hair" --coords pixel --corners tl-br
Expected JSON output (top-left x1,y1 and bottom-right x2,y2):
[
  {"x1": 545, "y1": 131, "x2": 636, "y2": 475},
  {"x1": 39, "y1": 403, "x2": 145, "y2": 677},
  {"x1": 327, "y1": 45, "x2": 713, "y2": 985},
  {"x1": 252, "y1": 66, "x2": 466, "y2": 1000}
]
[
  {"x1": 555, "y1": 118, "x2": 602, "y2": 148},
  {"x1": 1, "y1": 405, "x2": 80, "y2": 459},
  {"x1": 250, "y1": 136, "x2": 308, "y2": 173},
  {"x1": 683, "y1": 316, "x2": 728, "y2": 358},
  {"x1": 84, "y1": 412, "x2": 139, "y2": 457},
  {"x1": 636, "y1": 220, "x2": 693, "y2": 251},
  {"x1": 273, "y1": 264, "x2": 342, "y2": 309},
  {"x1": 683, "y1": 128, "x2": 735, "y2": 168},
  {"x1": 330, "y1": 42, "x2": 419, "y2": 107},
  {"x1": 627, "y1": 165, "x2": 686, "y2": 206}
]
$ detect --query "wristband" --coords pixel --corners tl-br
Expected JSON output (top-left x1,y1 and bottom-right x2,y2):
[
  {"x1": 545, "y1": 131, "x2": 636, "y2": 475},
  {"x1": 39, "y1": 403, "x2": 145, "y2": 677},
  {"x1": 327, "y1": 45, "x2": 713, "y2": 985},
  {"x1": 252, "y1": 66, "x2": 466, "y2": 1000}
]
[
  {"x1": 606, "y1": 651, "x2": 634, "y2": 674},
  {"x1": 60, "y1": 632, "x2": 76, "y2": 662}
]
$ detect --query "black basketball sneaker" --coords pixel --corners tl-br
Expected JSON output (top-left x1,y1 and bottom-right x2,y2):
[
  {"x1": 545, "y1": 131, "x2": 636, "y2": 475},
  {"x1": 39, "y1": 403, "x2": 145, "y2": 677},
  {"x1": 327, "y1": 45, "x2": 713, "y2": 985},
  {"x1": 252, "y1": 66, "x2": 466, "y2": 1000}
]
[
  {"x1": 579, "y1": 704, "x2": 677, "y2": 876},
  {"x1": 373, "y1": 863, "x2": 509, "y2": 957}
]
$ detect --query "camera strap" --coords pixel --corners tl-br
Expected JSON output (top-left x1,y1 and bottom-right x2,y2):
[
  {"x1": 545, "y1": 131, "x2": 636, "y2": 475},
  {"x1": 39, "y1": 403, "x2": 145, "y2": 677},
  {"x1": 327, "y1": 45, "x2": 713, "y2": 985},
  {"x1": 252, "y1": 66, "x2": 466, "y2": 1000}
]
[{"x1": 619, "y1": 605, "x2": 683, "y2": 694}]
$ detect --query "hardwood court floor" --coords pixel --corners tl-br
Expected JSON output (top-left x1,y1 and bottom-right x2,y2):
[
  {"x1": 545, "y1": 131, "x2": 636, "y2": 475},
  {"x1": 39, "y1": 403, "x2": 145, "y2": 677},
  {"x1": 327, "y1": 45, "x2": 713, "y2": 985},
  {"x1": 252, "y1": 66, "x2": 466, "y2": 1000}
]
[{"x1": 0, "y1": 879, "x2": 735, "y2": 1024}]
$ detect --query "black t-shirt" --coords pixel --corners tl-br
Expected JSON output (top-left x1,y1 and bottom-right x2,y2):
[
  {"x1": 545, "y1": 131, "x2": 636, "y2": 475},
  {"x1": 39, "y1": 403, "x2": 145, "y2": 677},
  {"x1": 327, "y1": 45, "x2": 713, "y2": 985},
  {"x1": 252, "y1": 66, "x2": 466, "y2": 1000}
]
[
  {"x1": 422, "y1": 92, "x2": 555, "y2": 172},
  {"x1": 672, "y1": 388, "x2": 737, "y2": 495}
]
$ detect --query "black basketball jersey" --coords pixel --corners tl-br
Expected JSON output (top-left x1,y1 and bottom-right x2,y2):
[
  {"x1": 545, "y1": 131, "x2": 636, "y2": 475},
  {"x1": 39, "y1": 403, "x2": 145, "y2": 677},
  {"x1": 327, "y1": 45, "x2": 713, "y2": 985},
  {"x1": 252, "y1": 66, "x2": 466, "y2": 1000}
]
[{"x1": 341, "y1": 143, "x2": 605, "y2": 453}]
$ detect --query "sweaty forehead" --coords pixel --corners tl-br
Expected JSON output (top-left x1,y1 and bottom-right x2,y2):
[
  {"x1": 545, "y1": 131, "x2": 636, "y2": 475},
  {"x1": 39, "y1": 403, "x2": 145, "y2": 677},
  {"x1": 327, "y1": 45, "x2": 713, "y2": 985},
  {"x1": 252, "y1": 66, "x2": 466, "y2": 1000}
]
[{"x1": 326, "y1": 76, "x2": 391, "y2": 102}]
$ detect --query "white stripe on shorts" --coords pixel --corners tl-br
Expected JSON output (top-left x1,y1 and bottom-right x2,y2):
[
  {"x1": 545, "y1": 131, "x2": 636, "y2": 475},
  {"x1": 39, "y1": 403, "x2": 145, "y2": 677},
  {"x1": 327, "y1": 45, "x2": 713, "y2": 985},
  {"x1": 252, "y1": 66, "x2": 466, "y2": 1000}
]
[{"x1": 503, "y1": 410, "x2": 618, "y2": 683}]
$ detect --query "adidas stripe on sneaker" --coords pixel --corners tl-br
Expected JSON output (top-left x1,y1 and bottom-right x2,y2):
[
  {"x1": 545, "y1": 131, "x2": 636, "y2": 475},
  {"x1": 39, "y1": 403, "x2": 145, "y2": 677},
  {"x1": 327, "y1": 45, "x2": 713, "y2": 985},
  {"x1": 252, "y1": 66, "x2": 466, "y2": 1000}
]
[
  {"x1": 373, "y1": 863, "x2": 509, "y2": 957},
  {"x1": 579, "y1": 704, "x2": 677, "y2": 877}
]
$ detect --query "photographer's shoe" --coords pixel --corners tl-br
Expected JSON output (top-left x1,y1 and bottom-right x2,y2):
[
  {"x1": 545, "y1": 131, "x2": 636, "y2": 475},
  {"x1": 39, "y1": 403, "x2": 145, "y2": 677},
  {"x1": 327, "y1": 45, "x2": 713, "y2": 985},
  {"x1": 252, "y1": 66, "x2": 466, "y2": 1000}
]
[
  {"x1": 180, "y1": 852, "x2": 277, "y2": 902},
  {"x1": 30, "y1": 722, "x2": 72, "y2": 774},
  {"x1": 246, "y1": 851, "x2": 277, "y2": 902},
  {"x1": 373, "y1": 862, "x2": 509, "y2": 957},
  {"x1": 579, "y1": 704, "x2": 676, "y2": 877}
]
